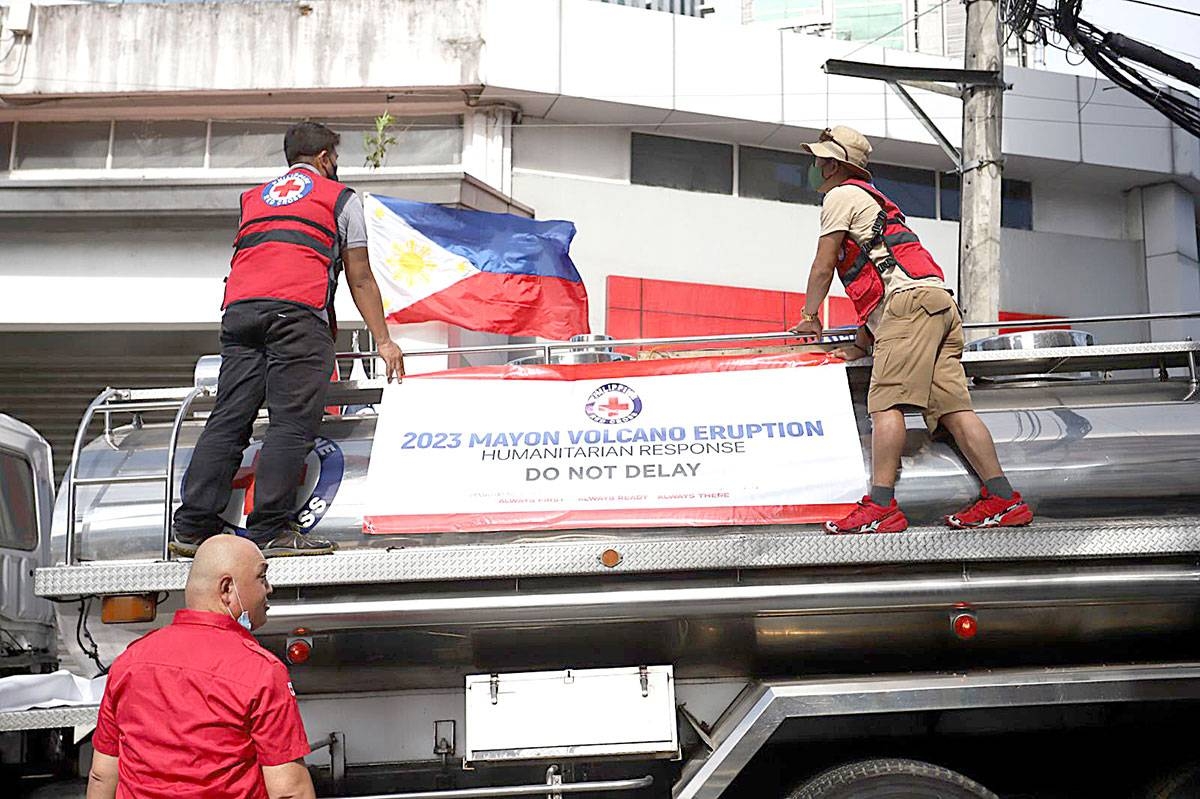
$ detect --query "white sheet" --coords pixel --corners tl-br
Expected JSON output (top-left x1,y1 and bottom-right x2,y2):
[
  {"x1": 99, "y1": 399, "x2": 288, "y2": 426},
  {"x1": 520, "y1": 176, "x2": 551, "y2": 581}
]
[{"x1": 0, "y1": 669, "x2": 107, "y2": 713}]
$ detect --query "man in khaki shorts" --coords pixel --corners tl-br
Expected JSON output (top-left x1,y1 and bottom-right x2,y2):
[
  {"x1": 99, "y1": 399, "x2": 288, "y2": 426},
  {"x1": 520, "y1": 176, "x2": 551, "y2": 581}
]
[{"x1": 790, "y1": 125, "x2": 1033, "y2": 534}]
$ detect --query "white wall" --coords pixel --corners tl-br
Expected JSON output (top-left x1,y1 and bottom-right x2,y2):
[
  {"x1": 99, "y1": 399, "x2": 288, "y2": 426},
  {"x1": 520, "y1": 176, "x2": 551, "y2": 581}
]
[
  {"x1": 511, "y1": 169, "x2": 962, "y2": 333},
  {"x1": 513, "y1": 127, "x2": 1151, "y2": 342},
  {"x1": 5, "y1": 0, "x2": 483, "y2": 96},
  {"x1": 513, "y1": 126, "x2": 631, "y2": 182},
  {"x1": 480, "y1": 0, "x2": 1195, "y2": 185},
  {"x1": 1031, "y1": 180, "x2": 1129, "y2": 241},
  {"x1": 0, "y1": 220, "x2": 415, "y2": 336},
  {"x1": 2, "y1": 0, "x2": 1192, "y2": 187},
  {"x1": 0, "y1": 222, "x2": 231, "y2": 329},
  {"x1": 1000, "y1": 228, "x2": 1148, "y2": 344}
]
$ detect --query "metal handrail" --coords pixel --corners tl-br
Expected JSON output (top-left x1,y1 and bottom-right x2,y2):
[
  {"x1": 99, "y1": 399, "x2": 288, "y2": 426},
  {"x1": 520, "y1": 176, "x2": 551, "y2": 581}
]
[
  {"x1": 72, "y1": 475, "x2": 170, "y2": 487},
  {"x1": 334, "y1": 330, "x2": 856, "y2": 361},
  {"x1": 332, "y1": 775, "x2": 654, "y2": 799},
  {"x1": 92, "y1": 400, "x2": 197, "y2": 414},
  {"x1": 66, "y1": 388, "x2": 118, "y2": 566},
  {"x1": 333, "y1": 310, "x2": 1200, "y2": 361},
  {"x1": 65, "y1": 386, "x2": 203, "y2": 565},
  {"x1": 961, "y1": 310, "x2": 1200, "y2": 330},
  {"x1": 164, "y1": 387, "x2": 207, "y2": 560}
]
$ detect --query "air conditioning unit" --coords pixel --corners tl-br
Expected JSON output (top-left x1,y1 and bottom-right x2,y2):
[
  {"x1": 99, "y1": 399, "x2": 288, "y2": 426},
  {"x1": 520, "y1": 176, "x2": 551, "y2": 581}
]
[{"x1": 3, "y1": 1, "x2": 32, "y2": 36}]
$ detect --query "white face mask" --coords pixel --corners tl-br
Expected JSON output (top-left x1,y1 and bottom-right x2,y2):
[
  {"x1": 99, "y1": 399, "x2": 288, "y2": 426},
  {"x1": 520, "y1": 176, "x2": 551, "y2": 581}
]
[{"x1": 226, "y1": 580, "x2": 253, "y2": 631}]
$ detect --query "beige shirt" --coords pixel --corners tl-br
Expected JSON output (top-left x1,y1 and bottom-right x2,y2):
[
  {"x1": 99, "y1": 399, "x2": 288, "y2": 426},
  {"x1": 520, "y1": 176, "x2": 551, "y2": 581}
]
[{"x1": 819, "y1": 183, "x2": 946, "y2": 334}]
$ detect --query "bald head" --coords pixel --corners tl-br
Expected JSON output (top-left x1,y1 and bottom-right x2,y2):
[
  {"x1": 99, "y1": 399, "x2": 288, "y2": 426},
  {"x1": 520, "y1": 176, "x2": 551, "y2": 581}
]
[{"x1": 185, "y1": 535, "x2": 272, "y2": 629}]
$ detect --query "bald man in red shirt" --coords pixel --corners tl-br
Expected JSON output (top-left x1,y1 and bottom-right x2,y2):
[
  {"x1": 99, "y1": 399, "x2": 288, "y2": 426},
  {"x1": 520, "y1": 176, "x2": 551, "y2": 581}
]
[{"x1": 86, "y1": 536, "x2": 313, "y2": 799}]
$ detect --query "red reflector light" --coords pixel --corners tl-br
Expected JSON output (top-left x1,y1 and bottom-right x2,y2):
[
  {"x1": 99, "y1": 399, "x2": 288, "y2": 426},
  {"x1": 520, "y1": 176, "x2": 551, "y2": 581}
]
[
  {"x1": 287, "y1": 640, "x2": 312, "y2": 665},
  {"x1": 952, "y1": 612, "x2": 978, "y2": 640}
]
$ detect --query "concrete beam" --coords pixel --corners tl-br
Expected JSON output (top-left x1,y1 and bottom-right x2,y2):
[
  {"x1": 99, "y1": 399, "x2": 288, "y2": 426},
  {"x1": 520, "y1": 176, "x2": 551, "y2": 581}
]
[{"x1": 0, "y1": 173, "x2": 533, "y2": 218}]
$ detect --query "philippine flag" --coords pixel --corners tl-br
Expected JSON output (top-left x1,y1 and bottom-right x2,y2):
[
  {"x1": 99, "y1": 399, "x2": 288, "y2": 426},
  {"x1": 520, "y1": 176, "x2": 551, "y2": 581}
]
[{"x1": 364, "y1": 194, "x2": 590, "y2": 340}]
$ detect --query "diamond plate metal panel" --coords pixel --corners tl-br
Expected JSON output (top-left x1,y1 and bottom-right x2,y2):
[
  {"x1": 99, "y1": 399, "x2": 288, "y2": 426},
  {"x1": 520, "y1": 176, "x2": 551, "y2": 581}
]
[
  {"x1": 0, "y1": 704, "x2": 98, "y2": 732},
  {"x1": 36, "y1": 560, "x2": 188, "y2": 597},
  {"x1": 962, "y1": 340, "x2": 1200, "y2": 363},
  {"x1": 35, "y1": 516, "x2": 1200, "y2": 599}
]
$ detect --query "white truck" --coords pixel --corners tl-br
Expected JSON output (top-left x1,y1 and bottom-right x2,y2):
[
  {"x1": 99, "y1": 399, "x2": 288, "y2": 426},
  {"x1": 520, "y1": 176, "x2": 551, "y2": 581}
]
[{"x1": 4, "y1": 323, "x2": 1200, "y2": 799}]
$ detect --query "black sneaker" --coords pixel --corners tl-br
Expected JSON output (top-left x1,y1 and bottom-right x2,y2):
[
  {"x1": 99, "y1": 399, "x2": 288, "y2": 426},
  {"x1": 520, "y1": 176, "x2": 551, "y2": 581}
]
[
  {"x1": 254, "y1": 525, "x2": 337, "y2": 557},
  {"x1": 169, "y1": 530, "x2": 212, "y2": 558}
]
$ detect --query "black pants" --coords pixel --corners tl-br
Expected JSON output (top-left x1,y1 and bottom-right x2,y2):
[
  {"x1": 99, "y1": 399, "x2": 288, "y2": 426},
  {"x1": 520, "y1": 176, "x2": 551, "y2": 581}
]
[{"x1": 174, "y1": 301, "x2": 334, "y2": 542}]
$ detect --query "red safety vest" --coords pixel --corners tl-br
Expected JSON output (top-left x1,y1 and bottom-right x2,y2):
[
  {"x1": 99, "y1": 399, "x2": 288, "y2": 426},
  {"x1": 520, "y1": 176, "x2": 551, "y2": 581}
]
[
  {"x1": 223, "y1": 168, "x2": 354, "y2": 312},
  {"x1": 835, "y1": 178, "x2": 945, "y2": 325}
]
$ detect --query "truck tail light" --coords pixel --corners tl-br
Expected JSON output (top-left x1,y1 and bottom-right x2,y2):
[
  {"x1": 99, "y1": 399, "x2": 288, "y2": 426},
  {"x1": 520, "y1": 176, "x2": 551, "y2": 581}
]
[{"x1": 101, "y1": 594, "x2": 158, "y2": 624}]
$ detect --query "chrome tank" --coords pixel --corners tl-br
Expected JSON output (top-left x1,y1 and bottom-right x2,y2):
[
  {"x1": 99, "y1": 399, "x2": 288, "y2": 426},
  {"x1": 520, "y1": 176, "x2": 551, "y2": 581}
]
[
  {"x1": 52, "y1": 374, "x2": 1200, "y2": 562},
  {"x1": 49, "y1": 358, "x2": 1200, "y2": 689}
]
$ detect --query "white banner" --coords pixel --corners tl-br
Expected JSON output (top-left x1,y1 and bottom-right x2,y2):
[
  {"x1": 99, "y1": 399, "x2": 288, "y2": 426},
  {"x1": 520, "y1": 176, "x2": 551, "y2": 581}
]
[{"x1": 364, "y1": 354, "x2": 867, "y2": 534}]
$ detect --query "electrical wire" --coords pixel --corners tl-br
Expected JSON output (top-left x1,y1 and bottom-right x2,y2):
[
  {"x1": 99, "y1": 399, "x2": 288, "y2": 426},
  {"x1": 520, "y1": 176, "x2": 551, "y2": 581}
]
[
  {"x1": 1117, "y1": 0, "x2": 1200, "y2": 19},
  {"x1": 1006, "y1": 0, "x2": 1200, "y2": 137},
  {"x1": 76, "y1": 597, "x2": 109, "y2": 675}
]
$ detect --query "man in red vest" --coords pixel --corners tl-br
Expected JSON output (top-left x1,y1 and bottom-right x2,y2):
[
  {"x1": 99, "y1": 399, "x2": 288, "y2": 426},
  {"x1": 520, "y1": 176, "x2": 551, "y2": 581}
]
[
  {"x1": 790, "y1": 125, "x2": 1032, "y2": 534},
  {"x1": 171, "y1": 122, "x2": 404, "y2": 557}
]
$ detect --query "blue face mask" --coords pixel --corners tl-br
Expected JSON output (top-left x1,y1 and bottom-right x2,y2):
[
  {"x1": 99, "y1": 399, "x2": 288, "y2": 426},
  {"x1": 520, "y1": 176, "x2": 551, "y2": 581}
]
[{"x1": 226, "y1": 581, "x2": 253, "y2": 631}]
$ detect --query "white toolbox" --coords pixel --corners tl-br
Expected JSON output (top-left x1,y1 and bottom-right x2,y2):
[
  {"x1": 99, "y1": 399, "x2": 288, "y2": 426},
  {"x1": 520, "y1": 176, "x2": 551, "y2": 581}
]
[{"x1": 464, "y1": 665, "x2": 678, "y2": 762}]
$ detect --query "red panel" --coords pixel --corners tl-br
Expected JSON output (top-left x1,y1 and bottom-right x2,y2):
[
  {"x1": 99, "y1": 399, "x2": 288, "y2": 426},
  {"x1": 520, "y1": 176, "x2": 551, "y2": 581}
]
[
  {"x1": 642, "y1": 312, "x2": 782, "y2": 337},
  {"x1": 606, "y1": 275, "x2": 642, "y2": 310},
  {"x1": 998, "y1": 310, "x2": 1070, "y2": 335},
  {"x1": 827, "y1": 297, "x2": 858, "y2": 328},
  {"x1": 783, "y1": 292, "x2": 809, "y2": 326},
  {"x1": 605, "y1": 308, "x2": 641, "y2": 341},
  {"x1": 640, "y1": 278, "x2": 786, "y2": 322}
]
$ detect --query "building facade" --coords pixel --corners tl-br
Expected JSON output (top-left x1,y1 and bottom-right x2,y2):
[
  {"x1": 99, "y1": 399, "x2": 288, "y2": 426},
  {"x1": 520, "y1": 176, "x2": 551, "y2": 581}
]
[{"x1": 0, "y1": 0, "x2": 1197, "y2": 474}]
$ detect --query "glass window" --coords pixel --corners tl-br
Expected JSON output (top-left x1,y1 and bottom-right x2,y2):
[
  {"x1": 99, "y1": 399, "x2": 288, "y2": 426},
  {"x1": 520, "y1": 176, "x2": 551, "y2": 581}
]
[
  {"x1": 940, "y1": 171, "x2": 961, "y2": 222},
  {"x1": 631, "y1": 133, "x2": 733, "y2": 195},
  {"x1": 751, "y1": 0, "x2": 824, "y2": 22},
  {"x1": 334, "y1": 115, "x2": 463, "y2": 168},
  {"x1": 1001, "y1": 178, "x2": 1033, "y2": 230},
  {"x1": 940, "y1": 173, "x2": 1033, "y2": 229},
  {"x1": 871, "y1": 163, "x2": 936, "y2": 219},
  {"x1": 739, "y1": 145, "x2": 822, "y2": 205},
  {"x1": 0, "y1": 123, "x2": 11, "y2": 170},
  {"x1": 14, "y1": 122, "x2": 111, "y2": 169},
  {"x1": 833, "y1": 0, "x2": 905, "y2": 48},
  {"x1": 112, "y1": 120, "x2": 207, "y2": 168},
  {"x1": 209, "y1": 121, "x2": 288, "y2": 169},
  {"x1": 0, "y1": 449, "x2": 37, "y2": 551}
]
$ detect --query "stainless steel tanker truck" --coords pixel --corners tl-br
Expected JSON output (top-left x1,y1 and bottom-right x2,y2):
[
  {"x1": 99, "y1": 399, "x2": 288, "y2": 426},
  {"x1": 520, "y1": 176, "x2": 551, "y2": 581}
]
[{"x1": 3, "y1": 321, "x2": 1200, "y2": 799}]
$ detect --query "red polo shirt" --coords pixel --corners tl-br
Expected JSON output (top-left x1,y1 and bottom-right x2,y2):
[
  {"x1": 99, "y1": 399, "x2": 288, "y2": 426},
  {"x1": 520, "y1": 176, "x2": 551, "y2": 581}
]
[{"x1": 92, "y1": 609, "x2": 310, "y2": 799}]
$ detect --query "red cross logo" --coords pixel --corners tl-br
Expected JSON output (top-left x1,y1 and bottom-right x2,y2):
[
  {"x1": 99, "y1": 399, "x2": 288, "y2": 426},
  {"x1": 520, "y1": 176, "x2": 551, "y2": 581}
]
[
  {"x1": 272, "y1": 178, "x2": 303, "y2": 199},
  {"x1": 231, "y1": 451, "x2": 309, "y2": 515},
  {"x1": 598, "y1": 396, "x2": 629, "y2": 418}
]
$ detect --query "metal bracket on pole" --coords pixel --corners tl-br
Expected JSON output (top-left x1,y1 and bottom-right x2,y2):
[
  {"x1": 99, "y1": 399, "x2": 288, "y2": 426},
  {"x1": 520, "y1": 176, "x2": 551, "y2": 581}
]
[
  {"x1": 823, "y1": 59, "x2": 1009, "y2": 174},
  {"x1": 886, "y1": 81, "x2": 962, "y2": 171},
  {"x1": 823, "y1": 59, "x2": 1007, "y2": 88}
]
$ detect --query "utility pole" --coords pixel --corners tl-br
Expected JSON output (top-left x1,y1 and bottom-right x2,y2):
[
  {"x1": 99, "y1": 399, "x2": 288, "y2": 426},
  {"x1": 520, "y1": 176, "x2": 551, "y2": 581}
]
[{"x1": 959, "y1": 0, "x2": 1004, "y2": 339}]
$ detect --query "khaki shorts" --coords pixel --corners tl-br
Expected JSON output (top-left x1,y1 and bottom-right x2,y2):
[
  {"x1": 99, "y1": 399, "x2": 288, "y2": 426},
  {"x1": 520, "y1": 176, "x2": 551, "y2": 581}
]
[{"x1": 867, "y1": 286, "x2": 973, "y2": 431}]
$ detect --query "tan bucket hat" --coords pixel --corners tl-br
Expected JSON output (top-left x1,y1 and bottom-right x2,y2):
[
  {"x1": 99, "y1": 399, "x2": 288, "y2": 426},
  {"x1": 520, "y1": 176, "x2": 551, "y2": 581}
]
[{"x1": 801, "y1": 125, "x2": 873, "y2": 180}]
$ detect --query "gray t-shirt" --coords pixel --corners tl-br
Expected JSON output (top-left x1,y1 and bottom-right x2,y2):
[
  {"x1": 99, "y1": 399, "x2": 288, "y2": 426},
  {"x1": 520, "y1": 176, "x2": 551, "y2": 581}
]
[{"x1": 290, "y1": 162, "x2": 367, "y2": 251}]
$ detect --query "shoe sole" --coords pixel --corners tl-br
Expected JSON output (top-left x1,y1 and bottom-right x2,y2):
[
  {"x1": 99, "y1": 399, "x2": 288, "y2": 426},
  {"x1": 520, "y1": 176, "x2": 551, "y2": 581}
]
[
  {"x1": 824, "y1": 518, "x2": 909, "y2": 535},
  {"x1": 168, "y1": 541, "x2": 200, "y2": 558},
  {"x1": 261, "y1": 545, "x2": 337, "y2": 558},
  {"x1": 945, "y1": 505, "x2": 1034, "y2": 529}
]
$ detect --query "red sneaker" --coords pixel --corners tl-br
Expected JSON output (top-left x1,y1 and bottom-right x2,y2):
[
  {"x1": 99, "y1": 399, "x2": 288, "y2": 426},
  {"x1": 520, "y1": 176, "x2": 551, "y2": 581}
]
[
  {"x1": 825, "y1": 496, "x2": 909, "y2": 535},
  {"x1": 944, "y1": 488, "x2": 1033, "y2": 529}
]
